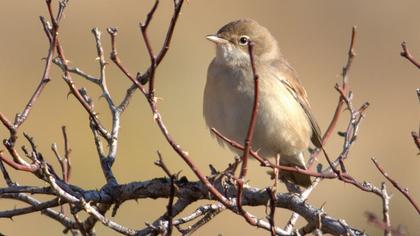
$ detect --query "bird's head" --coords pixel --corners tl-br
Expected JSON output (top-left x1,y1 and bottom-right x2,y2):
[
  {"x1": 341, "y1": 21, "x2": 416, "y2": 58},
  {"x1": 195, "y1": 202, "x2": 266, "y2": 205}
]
[{"x1": 207, "y1": 19, "x2": 280, "y2": 66}]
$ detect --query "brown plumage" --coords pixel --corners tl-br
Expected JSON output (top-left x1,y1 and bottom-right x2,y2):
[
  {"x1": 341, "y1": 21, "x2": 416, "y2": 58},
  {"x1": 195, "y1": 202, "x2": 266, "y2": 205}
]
[{"x1": 204, "y1": 19, "x2": 323, "y2": 187}]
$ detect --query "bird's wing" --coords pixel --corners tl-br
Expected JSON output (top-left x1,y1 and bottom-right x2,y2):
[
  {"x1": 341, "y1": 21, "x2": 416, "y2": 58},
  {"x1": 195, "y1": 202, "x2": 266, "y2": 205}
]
[{"x1": 271, "y1": 60, "x2": 323, "y2": 148}]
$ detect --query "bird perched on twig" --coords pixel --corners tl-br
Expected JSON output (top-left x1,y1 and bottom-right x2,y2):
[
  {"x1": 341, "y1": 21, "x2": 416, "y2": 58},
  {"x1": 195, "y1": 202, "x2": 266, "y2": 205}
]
[{"x1": 203, "y1": 19, "x2": 322, "y2": 187}]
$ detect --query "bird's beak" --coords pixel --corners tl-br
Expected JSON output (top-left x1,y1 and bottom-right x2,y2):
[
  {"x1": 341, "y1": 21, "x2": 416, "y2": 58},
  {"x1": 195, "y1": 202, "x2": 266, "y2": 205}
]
[{"x1": 206, "y1": 34, "x2": 229, "y2": 44}]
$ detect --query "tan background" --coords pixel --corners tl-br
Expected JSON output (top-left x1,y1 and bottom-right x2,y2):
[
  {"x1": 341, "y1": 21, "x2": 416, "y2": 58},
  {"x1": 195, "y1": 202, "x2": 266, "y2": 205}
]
[{"x1": 0, "y1": 0, "x2": 419, "y2": 235}]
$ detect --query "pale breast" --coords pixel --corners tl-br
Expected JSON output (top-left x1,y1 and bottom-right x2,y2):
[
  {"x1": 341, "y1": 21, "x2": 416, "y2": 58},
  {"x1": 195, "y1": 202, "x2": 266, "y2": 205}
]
[{"x1": 203, "y1": 59, "x2": 312, "y2": 158}]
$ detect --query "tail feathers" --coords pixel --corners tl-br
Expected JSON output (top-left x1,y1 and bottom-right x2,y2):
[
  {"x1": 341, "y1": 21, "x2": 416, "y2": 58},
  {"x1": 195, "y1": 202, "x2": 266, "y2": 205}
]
[
  {"x1": 279, "y1": 153, "x2": 312, "y2": 187},
  {"x1": 267, "y1": 166, "x2": 312, "y2": 187},
  {"x1": 285, "y1": 170, "x2": 312, "y2": 187}
]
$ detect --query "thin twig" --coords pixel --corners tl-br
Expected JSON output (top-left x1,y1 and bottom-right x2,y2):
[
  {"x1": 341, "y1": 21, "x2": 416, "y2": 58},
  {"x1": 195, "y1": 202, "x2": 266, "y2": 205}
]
[
  {"x1": 175, "y1": 203, "x2": 225, "y2": 235},
  {"x1": 400, "y1": 42, "x2": 420, "y2": 69},
  {"x1": 139, "y1": 0, "x2": 159, "y2": 97},
  {"x1": 380, "y1": 183, "x2": 392, "y2": 236},
  {"x1": 372, "y1": 157, "x2": 420, "y2": 214},
  {"x1": 411, "y1": 131, "x2": 420, "y2": 152},
  {"x1": 62, "y1": 126, "x2": 71, "y2": 182},
  {"x1": 0, "y1": 192, "x2": 76, "y2": 228},
  {"x1": 266, "y1": 188, "x2": 277, "y2": 236},
  {"x1": 0, "y1": 160, "x2": 14, "y2": 186},
  {"x1": 155, "y1": 151, "x2": 177, "y2": 235},
  {"x1": 309, "y1": 26, "x2": 357, "y2": 166},
  {"x1": 211, "y1": 128, "x2": 337, "y2": 179},
  {"x1": 107, "y1": 27, "x2": 146, "y2": 95},
  {"x1": 235, "y1": 41, "x2": 260, "y2": 224},
  {"x1": 139, "y1": 0, "x2": 185, "y2": 85},
  {"x1": 239, "y1": 41, "x2": 259, "y2": 180}
]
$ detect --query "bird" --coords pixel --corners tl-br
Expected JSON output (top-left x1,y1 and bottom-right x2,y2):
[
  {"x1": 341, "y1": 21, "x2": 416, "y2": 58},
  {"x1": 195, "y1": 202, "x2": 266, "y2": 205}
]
[{"x1": 203, "y1": 19, "x2": 322, "y2": 187}]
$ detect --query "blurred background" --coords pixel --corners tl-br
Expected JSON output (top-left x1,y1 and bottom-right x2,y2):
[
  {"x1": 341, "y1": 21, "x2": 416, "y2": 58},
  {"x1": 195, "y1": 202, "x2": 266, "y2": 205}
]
[{"x1": 0, "y1": 0, "x2": 419, "y2": 235}]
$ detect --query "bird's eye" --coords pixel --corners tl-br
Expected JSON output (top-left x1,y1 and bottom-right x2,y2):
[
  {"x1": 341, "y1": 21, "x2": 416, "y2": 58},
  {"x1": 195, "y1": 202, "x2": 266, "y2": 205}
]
[{"x1": 238, "y1": 35, "x2": 250, "y2": 45}]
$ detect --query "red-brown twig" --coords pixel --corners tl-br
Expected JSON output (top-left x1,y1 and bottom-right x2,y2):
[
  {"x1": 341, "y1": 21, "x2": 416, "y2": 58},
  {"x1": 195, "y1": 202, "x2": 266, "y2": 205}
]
[
  {"x1": 234, "y1": 41, "x2": 263, "y2": 226},
  {"x1": 411, "y1": 131, "x2": 420, "y2": 152},
  {"x1": 0, "y1": 151, "x2": 36, "y2": 172},
  {"x1": 211, "y1": 128, "x2": 337, "y2": 179},
  {"x1": 322, "y1": 27, "x2": 356, "y2": 142},
  {"x1": 413, "y1": 90, "x2": 420, "y2": 152},
  {"x1": 14, "y1": 1, "x2": 66, "y2": 129},
  {"x1": 0, "y1": 158, "x2": 13, "y2": 186},
  {"x1": 239, "y1": 41, "x2": 259, "y2": 180},
  {"x1": 139, "y1": 0, "x2": 159, "y2": 97},
  {"x1": 51, "y1": 125, "x2": 77, "y2": 227},
  {"x1": 0, "y1": 4, "x2": 68, "y2": 172},
  {"x1": 372, "y1": 157, "x2": 420, "y2": 214},
  {"x1": 400, "y1": 42, "x2": 420, "y2": 69},
  {"x1": 309, "y1": 26, "x2": 357, "y2": 169},
  {"x1": 51, "y1": 126, "x2": 71, "y2": 183},
  {"x1": 139, "y1": 0, "x2": 185, "y2": 85},
  {"x1": 54, "y1": 41, "x2": 110, "y2": 140},
  {"x1": 107, "y1": 28, "x2": 146, "y2": 95}
]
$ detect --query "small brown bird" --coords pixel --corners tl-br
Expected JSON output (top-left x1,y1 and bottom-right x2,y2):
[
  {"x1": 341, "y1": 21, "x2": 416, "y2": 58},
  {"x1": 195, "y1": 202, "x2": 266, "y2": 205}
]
[{"x1": 203, "y1": 19, "x2": 322, "y2": 187}]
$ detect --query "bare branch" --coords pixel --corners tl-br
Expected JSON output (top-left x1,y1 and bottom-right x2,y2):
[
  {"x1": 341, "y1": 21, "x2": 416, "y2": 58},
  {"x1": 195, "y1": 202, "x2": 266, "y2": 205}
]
[
  {"x1": 1, "y1": 1, "x2": 412, "y2": 235},
  {"x1": 1, "y1": 192, "x2": 75, "y2": 229},
  {"x1": 0, "y1": 160, "x2": 13, "y2": 186},
  {"x1": 43, "y1": 163, "x2": 135, "y2": 235},
  {"x1": 53, "y1": 58, "x2": 99, "y2": 84},
  {"x1": 175, "y1": 203, "x2": 225, "y2": 235}
]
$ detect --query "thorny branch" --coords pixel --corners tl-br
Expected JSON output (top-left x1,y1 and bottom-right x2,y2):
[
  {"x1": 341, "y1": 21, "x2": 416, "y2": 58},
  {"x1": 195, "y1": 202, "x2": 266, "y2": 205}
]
[{"x1": 0, "y1": 1, "x2": 418, "y2": 236}]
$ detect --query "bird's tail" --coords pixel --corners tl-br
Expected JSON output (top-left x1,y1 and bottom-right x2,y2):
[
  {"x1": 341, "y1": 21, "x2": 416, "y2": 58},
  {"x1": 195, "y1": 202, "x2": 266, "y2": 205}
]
[
  {"x1": 279, "y1": 153, "x2": 312, "y2": 187},
  {"x1": 282, "y1": 168, "x2": 312, "y2": 187}
]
